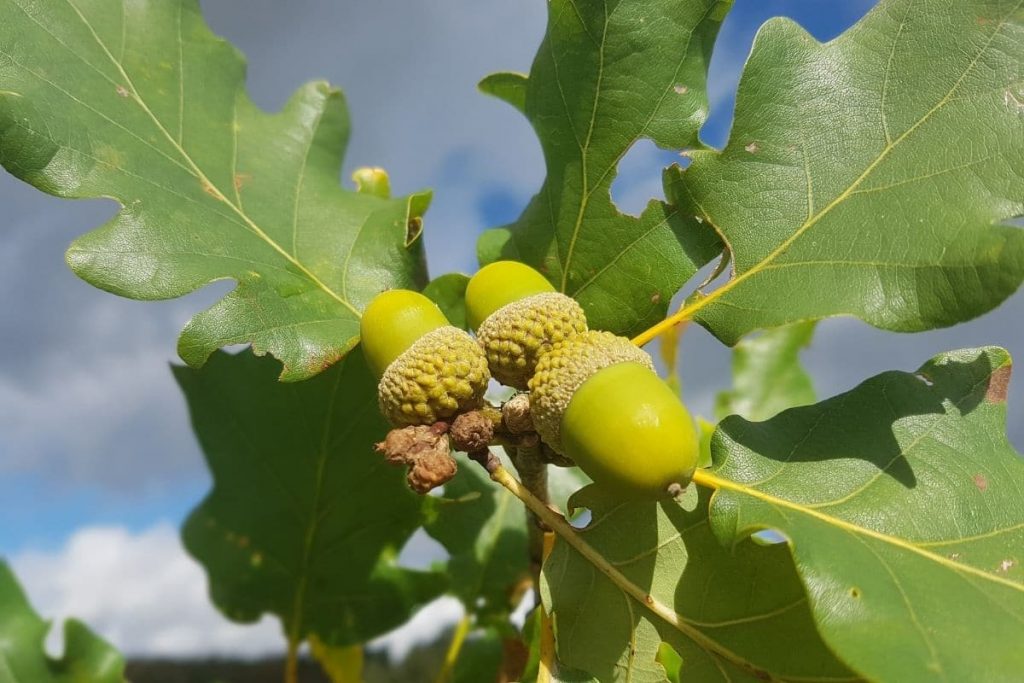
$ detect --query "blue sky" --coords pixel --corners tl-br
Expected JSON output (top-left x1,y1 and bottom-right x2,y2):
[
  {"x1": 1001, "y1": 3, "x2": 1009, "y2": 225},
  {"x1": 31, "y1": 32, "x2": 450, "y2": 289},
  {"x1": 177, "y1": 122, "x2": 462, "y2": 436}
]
[{"x1": 2, "y1": 0, "x2": 1022, "y2": 657}]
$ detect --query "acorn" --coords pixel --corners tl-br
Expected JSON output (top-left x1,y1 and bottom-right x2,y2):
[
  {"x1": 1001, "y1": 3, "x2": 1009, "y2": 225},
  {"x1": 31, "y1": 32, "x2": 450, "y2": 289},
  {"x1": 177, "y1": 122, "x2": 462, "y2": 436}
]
[
  {"x1": 361, "y1": 289, "x2": 490, "y2": 427},
  {"x1": 465, "y1": 261, "x2": 588, "y2": 389},
  {"x1": 529, "y1": 330, "x2": 698, "y2": 497}
]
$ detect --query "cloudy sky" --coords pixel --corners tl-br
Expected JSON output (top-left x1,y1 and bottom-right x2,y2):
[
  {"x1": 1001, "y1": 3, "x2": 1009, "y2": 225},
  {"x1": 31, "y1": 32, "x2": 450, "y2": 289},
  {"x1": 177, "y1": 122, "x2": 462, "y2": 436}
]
[{"x1": 2, "y1": 0, "x2": 1021, "y2": 660}]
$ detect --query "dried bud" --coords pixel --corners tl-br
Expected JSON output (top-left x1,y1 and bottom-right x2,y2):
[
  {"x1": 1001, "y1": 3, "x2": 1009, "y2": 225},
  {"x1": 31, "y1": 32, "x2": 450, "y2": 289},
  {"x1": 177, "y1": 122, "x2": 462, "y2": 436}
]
[
  {"x1": 407, "y1": 446, "x2": 458, "y2": 494},
  {"x1": 375, "y1": 425, "x2": 457, "y2": 494},
  {"x1": 450, "y1": 411, "x2": 495, "y2": 453},
  {"x1": 502, "y1": 393, "x2": 534, "y2": 434}
]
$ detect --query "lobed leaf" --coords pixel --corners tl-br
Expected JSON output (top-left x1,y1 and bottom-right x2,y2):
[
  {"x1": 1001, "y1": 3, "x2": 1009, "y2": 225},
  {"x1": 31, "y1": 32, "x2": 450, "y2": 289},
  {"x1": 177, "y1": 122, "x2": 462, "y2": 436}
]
[
  {"x1": 174, "y1": 349, "x2": 445, "y2": 649},
  {"x1": 477, "y1": 0, "x2": 728, "y2": 336},
  {"x1": 0, "y1": 0, "x2": 428, "y2": 380},
  {"x1": 708, "y1": 346, "x2": 1024, "y2": 681},
  {"x1": 670, "y1": 0, "x2": 1024, "y2": 343},
  {"x1": 0, "y1": 561, "x2": 125, "y2": 683},
  {"x1": 541, "y1": 489, "x2": 858, "y2": 682}
]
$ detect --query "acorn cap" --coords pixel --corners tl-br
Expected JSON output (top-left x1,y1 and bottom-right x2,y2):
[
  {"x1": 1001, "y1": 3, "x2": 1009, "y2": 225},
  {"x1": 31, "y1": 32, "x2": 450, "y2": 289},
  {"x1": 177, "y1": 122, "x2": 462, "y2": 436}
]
[
  {"x1": 476, "y1": 292, "x2": 588, "y2": 389},
  {"x1": 379, "y1": 325, "x2": 490, "y2": 426},
  {"x1": 528, "y1": 330, "x2": 654, "y2": 451},
  {"x1": 361, "y1": 289, "x2": 448, "y2": 378},
  {"x1": 465, "y1": 261, "x2": 555, "y2": 331}
]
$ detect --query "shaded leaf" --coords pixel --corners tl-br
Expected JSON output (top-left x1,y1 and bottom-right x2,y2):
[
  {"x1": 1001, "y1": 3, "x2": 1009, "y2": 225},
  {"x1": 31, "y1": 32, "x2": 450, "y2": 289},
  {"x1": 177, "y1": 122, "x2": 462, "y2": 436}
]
[
  {"x1": 549, "y1": 463, "x2": 592, "y2": 517},
  {"x1": 423, "y1": 272, "x2": 471, "y2": 330},
  {"x1": 451, "y1": 630, "x2": 505, "y2": 683},
  {"x1": 0, "y1": 561, "x2": 125, "y2": 683},
  {"x1": 715, "y1": 321, "x2": 816, "y2": 421},
  {"x1": 671, "y1": 0, "x2": 1024, "y2": 343},
  {"x1": 0, "y1": 0, "x2": 427, "y2": 381},
  {"x1": 174, "y1": 349, "x2": 444, "y2": 648},
  {"x1": 477, "y1": 0, "x2": 727, "y2": 335},
  {"x1": 707, "y1": 346, "x2": 1024, "y2": 681},
  {"x1": 424, "y1": 458, "x2": 530, "y2": 624},
  {"x1": 518, "y1": 608, "x2": 597, "y2": 683},
  {"x1": 541, "y1": 490, "x2": 857, "y2": 682}
]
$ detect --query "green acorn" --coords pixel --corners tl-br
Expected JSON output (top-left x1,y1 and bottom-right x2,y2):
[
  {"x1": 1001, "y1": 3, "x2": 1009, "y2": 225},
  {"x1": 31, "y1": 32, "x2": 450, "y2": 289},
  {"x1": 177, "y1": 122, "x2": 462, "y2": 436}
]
[
  {"x1": 465, "y1": 261, "x2": 588, "y2": 389},
  {"x1": 361, "y1": 289, "x2": 490, "y2": 427},
  {"x1": 529, "y1": 330, "x2": 698, "y2": 498}
]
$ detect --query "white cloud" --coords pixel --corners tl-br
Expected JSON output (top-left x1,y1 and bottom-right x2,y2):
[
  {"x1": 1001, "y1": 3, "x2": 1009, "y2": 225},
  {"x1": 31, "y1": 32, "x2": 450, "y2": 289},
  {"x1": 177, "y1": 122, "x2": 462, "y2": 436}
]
[
  {"x1": 11, "y1": 524, "x2": 282, "y2": 658},
  {"x1": 0, "y1": 342, "x2": 187, "y2": 483},
  {"x1": 10, "y1": 523, "x2": 469, "y2": 661},
  {"x1": 369, "y1": 597, "x2": 464, "y2": 663}
]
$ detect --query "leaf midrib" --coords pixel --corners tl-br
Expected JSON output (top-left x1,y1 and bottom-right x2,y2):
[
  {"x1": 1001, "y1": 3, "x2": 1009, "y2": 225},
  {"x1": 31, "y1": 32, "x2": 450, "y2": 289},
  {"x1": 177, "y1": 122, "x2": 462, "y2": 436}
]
[
  {"x1": 556, "y1": 0, "x2": 713, "y2": 294},
  {"x1": 695, "y1": 469, "x2": 1024, "y2": 594},
  {"x1": 55, "y1": 0, "x2": 360, "y2": 317}
]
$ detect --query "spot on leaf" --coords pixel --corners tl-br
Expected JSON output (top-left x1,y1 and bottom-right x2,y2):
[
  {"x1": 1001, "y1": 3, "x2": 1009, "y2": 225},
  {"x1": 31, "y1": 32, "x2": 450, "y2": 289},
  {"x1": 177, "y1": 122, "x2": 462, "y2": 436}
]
[
  {"x1": 986, "y1": 364, "x2": 1011, "y2": 403},
  {"x1": 973, "y1": 473, "x2": 988, "y2": 491}
]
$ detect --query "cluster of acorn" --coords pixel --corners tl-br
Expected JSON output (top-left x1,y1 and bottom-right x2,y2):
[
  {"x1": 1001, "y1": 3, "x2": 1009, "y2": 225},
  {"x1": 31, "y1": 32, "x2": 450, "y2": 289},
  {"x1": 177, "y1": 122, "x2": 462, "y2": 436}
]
[{"x1": 362, "y1": 261, "x2": 698, "y2": 499}]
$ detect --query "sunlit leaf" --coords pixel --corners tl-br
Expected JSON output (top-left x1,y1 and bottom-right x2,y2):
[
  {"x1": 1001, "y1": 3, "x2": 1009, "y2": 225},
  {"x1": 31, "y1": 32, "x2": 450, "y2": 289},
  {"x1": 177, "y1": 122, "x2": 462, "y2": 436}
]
[
  {"x1": 478, "y1": 0, "x2": 728, "y2": 335},
  {"x1": 707, "y1": 346, "x2": 1024, "y2": 681},
  {"x1": 670, "y1": 0, "x2": 1024, "y2": 343},
  {"x1": 0, "y1": 0, "x2": 428, "y2": 380}
]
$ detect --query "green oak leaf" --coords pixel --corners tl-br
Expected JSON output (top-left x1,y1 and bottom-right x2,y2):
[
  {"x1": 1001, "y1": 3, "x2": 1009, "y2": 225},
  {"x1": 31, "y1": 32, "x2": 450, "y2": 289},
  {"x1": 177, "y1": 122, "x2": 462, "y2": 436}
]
[
  {"x1": 174, "y1": 349, "x2": 445, "y2": 649},
  {"x1": 541, "y1": 490, "x2": 858, "y2": 682},
  {"x1": 0, "y1": 561, "x2": 125, "y2": 683},
  {"x1": 423, "y1": 273, "x2": 471, "y2": 330},
  {"x1": 671, "y1": 0, "x2": 1024, "y2": 343},
  {"x1": 477, "y1": 0, "x2": 728, "y2": 336},
  {"x1": 450, "y1": 629, "x2": 505, "y2": 683},
  {"x1": 518, "y1": 608, "x2": 598, "y2": 683},
  {"x1": 0, "y1": 0, "x2": 427, "y2": 381},
  {"x1": 708, "y1": 346, "x2": 1024, "y2": 681},
  {"x1": 424, "y1": 460, "x2": 530, "y2": 625},
  {"x1": 715, "y1": 321, "x2": 817, "y2": 421}
]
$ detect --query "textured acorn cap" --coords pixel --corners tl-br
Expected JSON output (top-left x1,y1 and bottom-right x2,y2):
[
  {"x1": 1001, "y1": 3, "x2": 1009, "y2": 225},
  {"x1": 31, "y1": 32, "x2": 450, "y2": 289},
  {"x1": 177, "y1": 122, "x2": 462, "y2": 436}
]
[
  {"x1": 476, "y1": 292, "x2": 588, "y2": 389},
  {"x1": 379, "y1": 325, "x2": 490, "y2": 427},
  {"x1": 528, "y1": 330, "x2": 654, "y2": 451}
]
